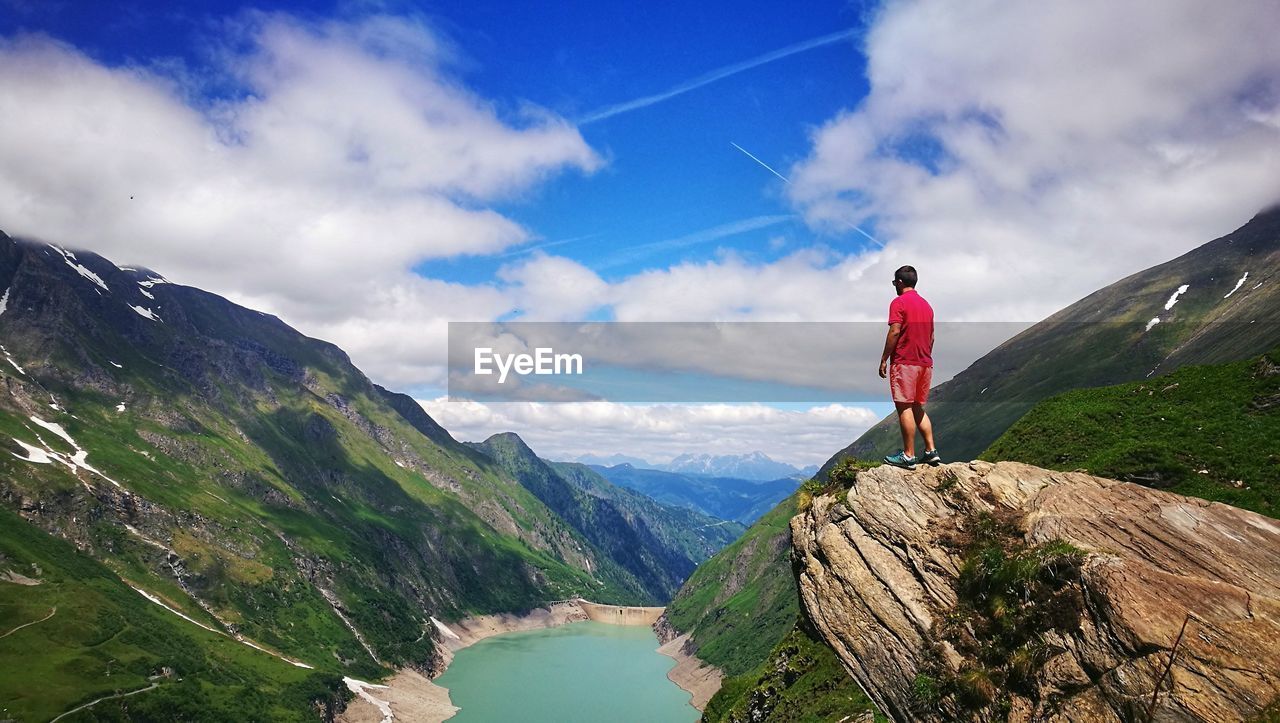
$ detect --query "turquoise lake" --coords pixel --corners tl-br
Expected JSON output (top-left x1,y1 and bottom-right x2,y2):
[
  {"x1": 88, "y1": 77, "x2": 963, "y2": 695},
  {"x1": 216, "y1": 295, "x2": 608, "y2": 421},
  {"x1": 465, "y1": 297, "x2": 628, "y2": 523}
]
[{"x1": 435, "y1": 621, "x2": 697, "y2": 722}]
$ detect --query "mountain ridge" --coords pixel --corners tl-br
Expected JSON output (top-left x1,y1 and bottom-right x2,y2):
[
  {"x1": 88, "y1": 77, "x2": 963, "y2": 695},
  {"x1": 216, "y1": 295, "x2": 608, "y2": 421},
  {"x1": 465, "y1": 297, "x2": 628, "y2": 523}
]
[{"x1": 0, "y1": 230, "x2": 726, "y2": 719}]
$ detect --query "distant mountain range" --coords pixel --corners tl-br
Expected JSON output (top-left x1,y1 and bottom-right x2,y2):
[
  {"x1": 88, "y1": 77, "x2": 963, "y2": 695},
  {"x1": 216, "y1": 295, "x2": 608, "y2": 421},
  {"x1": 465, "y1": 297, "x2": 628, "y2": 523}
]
[
  {"x1": 571, "y1": 451, "x2": 818, "y2": 481},
  {"x1": 468, "y1": 433, "x2": 744, "y2": 602},
  {"x1": 572, "y1": 452, "x2": 652, "y2": 467},
  {"x1": 589, "y1": 464, "x2": 799, "y2": 525}
]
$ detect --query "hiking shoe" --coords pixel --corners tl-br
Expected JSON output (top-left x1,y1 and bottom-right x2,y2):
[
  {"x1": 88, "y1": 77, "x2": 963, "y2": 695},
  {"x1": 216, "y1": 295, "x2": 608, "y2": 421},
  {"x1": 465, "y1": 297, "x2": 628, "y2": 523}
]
[
  {"x1": 883, "y1": 451, "x2": 916, "y2": 470},
  {"x1": 920, "y1": 449, "x2": 942, "y2": 466}
]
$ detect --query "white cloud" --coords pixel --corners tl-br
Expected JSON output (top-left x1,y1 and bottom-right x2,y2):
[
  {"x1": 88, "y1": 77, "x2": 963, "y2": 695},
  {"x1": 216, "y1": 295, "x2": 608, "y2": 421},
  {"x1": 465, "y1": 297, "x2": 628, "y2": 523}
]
[
  {"x1": 786, "y1": 0, "x2": 1280, "y2": 323},
  {"x1": 0, "y1": 13, "x2": 599, "y2": 387},
  {"x1": 5, "y1": 3, "x2": 1279, "y2": 464},
  {"x1": 497, "y1": 253, "x2": 609, "y2": 320},
  {"x1": 419, "y1": 398, "x2": 880, "y2": 467}
]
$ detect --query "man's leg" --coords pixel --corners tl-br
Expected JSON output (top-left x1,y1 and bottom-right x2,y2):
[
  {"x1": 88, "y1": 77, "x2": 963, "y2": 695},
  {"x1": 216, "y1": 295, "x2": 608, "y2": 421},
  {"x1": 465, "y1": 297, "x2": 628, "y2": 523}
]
[
  {"x1": 913, "y1": 405, "x2": 935, "y2": 452},
  {"x1": 896, "y1": 403, "x2": 918, "y2": 457}
]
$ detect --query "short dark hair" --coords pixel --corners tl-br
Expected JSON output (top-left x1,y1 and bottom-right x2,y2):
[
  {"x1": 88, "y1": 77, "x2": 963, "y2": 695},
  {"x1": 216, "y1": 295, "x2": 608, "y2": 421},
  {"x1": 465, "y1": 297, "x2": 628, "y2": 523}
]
[{"x1": 894, "y1": 265, "x2": 918, "y2": 288}]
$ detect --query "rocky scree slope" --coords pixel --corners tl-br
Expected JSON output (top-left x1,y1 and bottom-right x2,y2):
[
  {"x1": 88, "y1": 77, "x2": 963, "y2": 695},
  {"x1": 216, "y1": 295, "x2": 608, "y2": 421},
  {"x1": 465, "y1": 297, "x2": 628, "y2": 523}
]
[{"x1": 792, "y1": 461, "x2": 1280, "y2": 722}]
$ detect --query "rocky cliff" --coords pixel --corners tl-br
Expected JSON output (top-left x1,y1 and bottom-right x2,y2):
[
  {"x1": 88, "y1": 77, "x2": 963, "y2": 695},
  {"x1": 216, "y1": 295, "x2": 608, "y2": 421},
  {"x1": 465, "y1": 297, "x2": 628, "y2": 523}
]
[{"x1": 791, "y1": 461, "x2": 1280, "y2": 722}]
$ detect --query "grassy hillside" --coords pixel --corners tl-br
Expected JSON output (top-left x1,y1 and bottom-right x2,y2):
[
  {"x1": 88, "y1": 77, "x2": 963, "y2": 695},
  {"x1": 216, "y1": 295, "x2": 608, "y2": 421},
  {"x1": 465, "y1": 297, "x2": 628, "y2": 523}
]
[
  {"x1": 472, "y1": 434, "x2": 743, "y2": 603},
  {"x1": 0, "y1": 506, "x2": 343, "y2": 722},
  {"x1": 549, "y1": 462, "x2": 744, "y2": 566},
  {"x1": 663, "y1": 494, "x2": 799, "y2": 677},
  {"x1": 703, "y1": 621, "x2": 880, "y2": 723},
  {"x1": 832, "y1": 207, "x2": 1280, "y2": 468},
  {"x1": 0, "y1": 234, "x2": 701, "y2": 716},
  {"x1": 983, "y1": 348, "x2": 1280, "y2": 517}
]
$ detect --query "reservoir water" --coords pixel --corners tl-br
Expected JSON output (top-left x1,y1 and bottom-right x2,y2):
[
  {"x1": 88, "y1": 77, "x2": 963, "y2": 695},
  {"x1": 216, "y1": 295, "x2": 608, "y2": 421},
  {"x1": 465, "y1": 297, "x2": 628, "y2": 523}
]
[{"x1": 435, "y1": 621, "x2": 696, "y2": 722}]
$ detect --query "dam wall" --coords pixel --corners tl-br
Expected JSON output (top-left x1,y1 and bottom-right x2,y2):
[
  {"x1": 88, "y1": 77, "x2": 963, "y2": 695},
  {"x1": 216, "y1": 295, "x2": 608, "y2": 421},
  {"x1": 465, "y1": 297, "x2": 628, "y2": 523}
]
[{"x1": 576, "y1": 599, "x2": 665, "y2": 626}]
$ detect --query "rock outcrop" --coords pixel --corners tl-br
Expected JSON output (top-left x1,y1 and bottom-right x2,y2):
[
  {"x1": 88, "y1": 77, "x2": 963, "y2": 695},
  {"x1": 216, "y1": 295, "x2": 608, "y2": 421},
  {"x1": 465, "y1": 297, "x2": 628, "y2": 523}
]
[{"x1": 791, "y1": 461, "x2": 1280, "y2": 722}]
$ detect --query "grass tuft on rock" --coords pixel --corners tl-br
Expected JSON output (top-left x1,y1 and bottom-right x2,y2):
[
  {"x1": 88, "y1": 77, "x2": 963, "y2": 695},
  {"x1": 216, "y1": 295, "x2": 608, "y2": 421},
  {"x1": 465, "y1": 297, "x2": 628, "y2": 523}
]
[
  {"x1": 797, "y1": 457, "x2": 876, "y2": 512},
  {"x1": 918, "y1": 507, "x2": 1087, "y2": 717}
]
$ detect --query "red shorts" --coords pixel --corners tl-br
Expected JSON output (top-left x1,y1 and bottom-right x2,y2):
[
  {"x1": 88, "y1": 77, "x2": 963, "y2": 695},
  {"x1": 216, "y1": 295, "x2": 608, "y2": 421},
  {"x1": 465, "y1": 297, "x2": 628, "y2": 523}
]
[{"x1": 890, "y1": 363, "x2": 932, "y2": 406}]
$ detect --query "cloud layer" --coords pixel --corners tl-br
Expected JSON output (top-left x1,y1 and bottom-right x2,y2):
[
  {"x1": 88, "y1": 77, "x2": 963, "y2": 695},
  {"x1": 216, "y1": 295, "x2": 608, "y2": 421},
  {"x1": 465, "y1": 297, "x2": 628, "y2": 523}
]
[
  {"x1": 420, "y1": 398, "x2": 880, "y2": 466},
  {"x1": 787, "y1": 0, "x2": 1280, "y2": 321},
  {"x1": 3, "y1": 3, "x2": 1279, "y2": 464},
  {"x1": 0, "y1": 13, "x2": 598, "y2": 386}
]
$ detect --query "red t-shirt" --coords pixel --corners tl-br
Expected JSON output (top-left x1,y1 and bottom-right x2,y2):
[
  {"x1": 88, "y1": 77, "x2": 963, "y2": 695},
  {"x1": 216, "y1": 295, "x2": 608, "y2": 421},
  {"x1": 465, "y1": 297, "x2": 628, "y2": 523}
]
[{"x1": 888, "y1": 289, "x2": 934, "y2": 367}]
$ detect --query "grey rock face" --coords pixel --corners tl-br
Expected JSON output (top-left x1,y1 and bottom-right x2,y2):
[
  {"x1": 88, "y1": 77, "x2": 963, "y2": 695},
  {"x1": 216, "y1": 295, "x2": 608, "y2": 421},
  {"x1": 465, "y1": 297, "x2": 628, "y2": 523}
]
[{"x1": 791, "y1": 461, "x2": 1280, "y2": 722}]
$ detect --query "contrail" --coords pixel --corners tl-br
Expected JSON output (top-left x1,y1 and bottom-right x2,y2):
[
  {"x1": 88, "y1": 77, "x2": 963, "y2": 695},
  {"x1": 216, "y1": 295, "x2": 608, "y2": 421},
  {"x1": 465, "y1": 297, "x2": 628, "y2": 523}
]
[
  {"x1": 578, "y1": 27, "x2": 859, "y2": 125},
  {"x1": 730, "y1": 142, "x2": 790, "y2": 183},
  {"x1": 598, "y1": 214, "x2": 795, "y2": 269},
  {"x1": 730, "y1": 141, "x2": 884, "y2": 248},
  {"x1": 498, "y1": 233, "x2": 599, "y2": 258}
]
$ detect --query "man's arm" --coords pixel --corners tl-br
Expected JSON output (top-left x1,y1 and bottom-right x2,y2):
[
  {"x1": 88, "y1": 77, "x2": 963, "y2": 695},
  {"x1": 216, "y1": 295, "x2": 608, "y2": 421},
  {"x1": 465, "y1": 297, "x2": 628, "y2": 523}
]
[{"x1": 879, "y1": 323, "x2": 902, "y2": 378}]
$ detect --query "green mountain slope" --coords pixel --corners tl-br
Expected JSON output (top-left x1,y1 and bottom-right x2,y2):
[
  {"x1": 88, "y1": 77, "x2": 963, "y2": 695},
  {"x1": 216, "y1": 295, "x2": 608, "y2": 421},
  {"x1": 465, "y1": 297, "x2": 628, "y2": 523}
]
[
  {"x1": 549, "y1": 462, "x2": 745, "y2": 567},
  {"x1": 663, "y1": 494, "x2": 799, "y2": 677},
  {"x1": 703, "y1": 621, "x2": 879, "y2": 723},
  {"x1": 470, "y1": 434, "x2": 740, "y2": 603},
  {"x1": 0, "y1": 506, "x2": 343, "y2": 722},
  {"x1": 983, "y1": 348, "x2": 1280, "y2": 517},
  {"x1": 665, "y1": 466, "x2": 881, "y2": 721},
  {"x1": 831, "y1": 206, "x2": 1280, "y2": 468},
  {"x1": 0, "y1": 232, "x2": 693, "y2": 716}
]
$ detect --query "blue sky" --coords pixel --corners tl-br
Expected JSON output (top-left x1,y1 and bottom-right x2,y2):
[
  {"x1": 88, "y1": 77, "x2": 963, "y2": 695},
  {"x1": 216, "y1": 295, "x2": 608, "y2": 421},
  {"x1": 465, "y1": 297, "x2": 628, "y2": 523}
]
[
  {"x1": 2, "y1": 0, "x2": 1277, "y2": 463},
  {"x1": 3, "y1": 0, "x2": 876, "y2": 286}
]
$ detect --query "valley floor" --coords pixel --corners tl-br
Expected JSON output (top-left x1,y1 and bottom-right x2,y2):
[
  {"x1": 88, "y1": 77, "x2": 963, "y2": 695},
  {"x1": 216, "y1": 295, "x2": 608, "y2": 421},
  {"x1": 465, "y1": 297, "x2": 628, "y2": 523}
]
[
  {"x1": 656, "y1": 633, "x2": 724, "y2": 711},
  {"x1": 339, "y1": 599, "x2": 692, "y2": 723}
]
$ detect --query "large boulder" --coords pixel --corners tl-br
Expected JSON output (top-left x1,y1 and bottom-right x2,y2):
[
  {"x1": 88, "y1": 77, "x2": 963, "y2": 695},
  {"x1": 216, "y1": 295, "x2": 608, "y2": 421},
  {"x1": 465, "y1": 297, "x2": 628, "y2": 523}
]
[{"x1": 791, "y1": 461, "x2": 1280, "y2": 722}]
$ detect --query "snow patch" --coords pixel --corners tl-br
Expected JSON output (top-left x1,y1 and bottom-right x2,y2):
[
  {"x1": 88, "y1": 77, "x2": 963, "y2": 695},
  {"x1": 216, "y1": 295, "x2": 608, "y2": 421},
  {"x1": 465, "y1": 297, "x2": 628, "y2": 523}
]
[
  {"x1": 129, "y1": 576, "x2": 314, "y2": 668},
  {"x1": 14, "y1": 416, "x2": 123, "y2": 488},
  {"x1": 0, "y1": 287, "x2": 9, "y2": 315},
  {"x1": 123, "y1": 524, "x2": 175, "y2": 555},
  {"x1": 109, "y1": 361, "x2": 123, "y2": 368},
  {"x1": 137, "y1": 276, "x2": 169, "y2": 288},
  {"x1": 236, "y1": 637, "x2": 315, "y2": 668},
  {"x1": 1, "y1": 345, "x2": 26, "y2": 375},
  {"x1": 430, "y1": 616, "x2": 461, "y2": 641},
  {"x1": 1145, "y1": 317, "x2": 1161, "y2": 332},
  {"x1": 1163, "y1": 284, "x2": 1190, "y2": 310},
  {"x1": 47, "y1": 244, "x2": 109, "y2": 291},
  {"x1": 116, "y1": 403, "x2": 126, "y2": 413},
  {"x1": 11, "y1": 439, "x2": 53, "y2": 464},
  {"x1": 138, "y1": 286, "x2": 155, "y2": 300},
  {"x1": 30, "y1": 416, "x2": 77, "y2": 448},
  {"x1": 344, "y1": 678, "x2": 393, "y2": 723},
  {"x1": 129, "y1": 305, "x2": 162, "y2": 321},
  {"x1": 131, "y1": 586, "x2": 219, "y2": 632},
  {"x1": 1223, "y1": 272, "x2": 1248, "y2": 298}
]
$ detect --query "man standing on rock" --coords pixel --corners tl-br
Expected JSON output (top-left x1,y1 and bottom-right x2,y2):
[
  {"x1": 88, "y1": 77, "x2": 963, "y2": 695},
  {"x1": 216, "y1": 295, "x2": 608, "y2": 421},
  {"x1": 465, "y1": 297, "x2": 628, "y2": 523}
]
[{"x1": 879, "y1": 265, "x2": 941, "y2": 470}]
